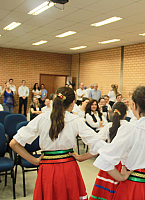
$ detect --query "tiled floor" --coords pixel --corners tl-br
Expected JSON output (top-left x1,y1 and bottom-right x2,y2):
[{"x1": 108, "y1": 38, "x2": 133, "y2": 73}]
[{"x1": 0, "y1": 142, "x2": 99, "y2": 200}]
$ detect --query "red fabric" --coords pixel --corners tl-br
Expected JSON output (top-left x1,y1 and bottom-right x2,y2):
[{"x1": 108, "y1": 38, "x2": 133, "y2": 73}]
[
  {"x1": 89, "y1": 162, "x2": 122, "y2": 200},
  {"x1": 112, "y1": 169, "x2": 145, "y2": 200},
  {"x1": 33, "y1": 158, "x2": 88, "y2": 200}
]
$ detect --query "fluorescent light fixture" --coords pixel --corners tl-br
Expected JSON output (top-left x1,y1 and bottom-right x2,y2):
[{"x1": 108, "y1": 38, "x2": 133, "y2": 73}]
[
  {"x1": 98, "y1": 39, "x2": 120, "y2": 44},
  {"x1": 32, "y1": 40, "x2": 48, "y2": 46},
  {"x1": 3, "y1": 22, "x2": 21, "y2": 30},
  {"x1": 56, "y1": 31, "x2": 76, "y2": 38},
  {"x1": 91, "y1": 16, "x2": 122, "y2": 27},
  {"x1": 28, "y1": 1, "x2": 55, "y2": 15},
  {"x1": 139, "y1": 33, "x2": 145, "y2": 36},
  {"x1": 70, "y1": 46, "x2": 87, "y2": 50}
]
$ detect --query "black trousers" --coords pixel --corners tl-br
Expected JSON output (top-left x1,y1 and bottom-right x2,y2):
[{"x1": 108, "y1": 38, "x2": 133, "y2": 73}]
[{"x1": 19, "y1": 97, "x2": 27, "y2": 116}]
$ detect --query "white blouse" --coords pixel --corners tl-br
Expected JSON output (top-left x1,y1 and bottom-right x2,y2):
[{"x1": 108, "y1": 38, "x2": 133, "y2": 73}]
[
  {"x1": 108, "y1": 91, "x2": 116, "y2": 102},
  {"x1": 14, "y1": 111, "x2": 106, "y2": 155},
  {"x1": 86, "y1": 112, "x2": 108, "y2": 131},
  {"x1": 93, "y1": 117, "x2": 145, "y2": 171},
  {"x1": 97, "y1": 120, "x2": 128, "y2": 142}
]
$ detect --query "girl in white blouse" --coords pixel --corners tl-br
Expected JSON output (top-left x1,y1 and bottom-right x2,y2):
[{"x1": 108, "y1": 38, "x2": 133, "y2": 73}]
[
  {"x1": 10, "y1": 87, "x2": 106, "y2": 200},
  {"x1": 93, "y1": 86, "x2": 145, "y2": 200},
  {"x1": 85, "y1": 99, "x2": 108, "y2": 132}
]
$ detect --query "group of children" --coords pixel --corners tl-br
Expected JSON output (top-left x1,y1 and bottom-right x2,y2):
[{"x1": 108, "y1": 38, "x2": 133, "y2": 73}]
[{"x1": 9, "y1": 85, "x2": 145, "y2": 200}]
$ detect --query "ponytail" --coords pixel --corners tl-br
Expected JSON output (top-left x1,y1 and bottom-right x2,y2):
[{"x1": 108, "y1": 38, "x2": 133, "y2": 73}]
[
  {"x1": 49, "y1": 87, "x2": 75, "y2": 141},
  {"x1": 109, "y1": 102, "x2": 127, "y2": 142}
]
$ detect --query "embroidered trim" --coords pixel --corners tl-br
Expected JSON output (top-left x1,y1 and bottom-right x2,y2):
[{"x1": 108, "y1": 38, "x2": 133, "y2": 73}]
[
  {"x1": 131, "y1": 172, "x2": 145, "y2": 178},
  {"x1": 94, "y1": 184, "x2": 116, "y2": 193},
  {"x1": 97, "y1": 175, "x2": 119, "y2": 185},
  {"x1": 90, "y1": 195, "x2": 107, "y2": 200},
  {"x1": 42, "y1": 153, "x2": 70, "y2": 160}
]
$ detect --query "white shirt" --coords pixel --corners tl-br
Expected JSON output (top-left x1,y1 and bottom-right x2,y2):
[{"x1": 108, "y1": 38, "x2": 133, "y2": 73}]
[
  {"x1": 93, "y1": 117, "x2": 145, "y2": 171},
  {"x1": 14, "y1": 111, "x2": 106, "y2": 155},
  {"x1": 76, "y1": 88, "x2": 87, "y2": 101},
  {"x1": 86, "y1": 112, "x2": 108, "y2": 131},
  {"x1": 108, "y1": 91, "x2": 116, "y2": 102},
  {"x1": 86, "y1": 88, "x2": 92, "y2": 98},
  {"x1": 18, "y1": 86, "x2": 29, "y2": 97},
  {"x1": 42, "y1": 106, "x2": 52, "y2": 113},
  {"x1": 127, "y1": 106, "x2": 135, "y2": 118},
  {"x1": 10, "y1": 85, "x2": 16, "y2": 92},
  {"x1": 97, "y1": 120, "x2": 128, "y2": 142},
  {"x1": 32, "y1": 89, "x2": 41, "y2": 99}
]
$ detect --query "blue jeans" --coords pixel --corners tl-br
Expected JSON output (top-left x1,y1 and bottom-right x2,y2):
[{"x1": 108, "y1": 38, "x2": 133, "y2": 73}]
[{"x1": 3, "y1": 103, "x2": 14, "y2": 113}]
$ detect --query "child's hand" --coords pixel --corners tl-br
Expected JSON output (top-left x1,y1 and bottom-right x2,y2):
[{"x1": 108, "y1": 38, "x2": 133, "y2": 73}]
[
  {"x1": 121, "y1": 166, "x2": 133, "y2": 181},
  {"x1": 69, "y1": 152, "x2": 84, "y2": 162},
  {"x1": 35, "y1": 153, "x2": 44, "y2": 166}
]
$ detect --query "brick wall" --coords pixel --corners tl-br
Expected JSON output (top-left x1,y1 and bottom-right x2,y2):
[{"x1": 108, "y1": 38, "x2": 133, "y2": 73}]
[
  {"x1": 0, "y1": 47, "x2": 71, "y2": 113},
  {"x1": 71, "y1": 47, "x2": 121, "y2": 96},
  {"x1": 123, "y1": 43, "x2": 145, "y2": 103}
]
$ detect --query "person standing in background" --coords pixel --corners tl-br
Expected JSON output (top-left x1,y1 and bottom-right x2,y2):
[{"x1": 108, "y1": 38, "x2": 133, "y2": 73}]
[
  {"x1": 1, "y1": 82, "x2": 14, "y2": 113},
  {"x1": 76, "y1": 82, "x2": 87, "y2": 105},
  {"x1": 40, "y1": 84, "x2": 47, "y2": 107},
  {"x1": 89, "y1": 83, "x2": 102, "y2": 101},
  {"x1": 108, "y1": 84, "x2": 118, "y2": 108},
  {"x1": 9, "y1": 79, "x2": 16, "y2": 94},
  {"x1": 86, "y1": 84, "x2": 94, "y2": 98},
  {"x1": 32, "y1": 83, "x2": 41, "y2": 102},
  {"x1": 18, "y1": 80, "x2": 29, "y2": 117}
]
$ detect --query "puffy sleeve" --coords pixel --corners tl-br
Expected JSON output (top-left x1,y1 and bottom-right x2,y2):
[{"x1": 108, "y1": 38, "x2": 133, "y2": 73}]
[
  {"x1": 97, "y1": 123, "x2": 111, "y2": 141},
  {"x1": 13, "y1": 114, "x2": 42, "y2": 147},
  {"x1": 74, "y1": 118, "x2": 106, "y2": 155},
  {"x1": 93, "y1": 123, "x2": 134, "y2": 171}
]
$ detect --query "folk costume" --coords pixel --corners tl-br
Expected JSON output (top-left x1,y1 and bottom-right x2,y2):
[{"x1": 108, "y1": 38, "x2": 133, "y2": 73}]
[{"x1": 14, "y1": 111, "x2": 106, "y2": 200}]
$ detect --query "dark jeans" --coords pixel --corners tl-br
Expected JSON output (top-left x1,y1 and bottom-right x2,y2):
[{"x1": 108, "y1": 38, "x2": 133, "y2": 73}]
[
  {"x1": 3, "y1": 103, "x2": 14, "y2": 113},
  {"x1": 19, "y1": 97, "x2": 27, "y2": 116}
]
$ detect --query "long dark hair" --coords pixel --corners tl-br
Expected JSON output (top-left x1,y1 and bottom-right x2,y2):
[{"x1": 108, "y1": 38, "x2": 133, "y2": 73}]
[
  {"x1": 33, "y1": 83, "x2": 40, "y2": 91},
  {"x1": 109, "y1": 102, "x2": 127, "y2": 142},
  {"x1": 49, "y1": 87, "x2": 75, "y2": 141},
  {"x1": 132, "y1": 86, "x2": 145, "y2": 117},
  {"x1": 85, "y1": 99, "x2": 102, "y2": 120},
  {"x1": 111, "y1": 84, "x2": 117, "y2": 96}
]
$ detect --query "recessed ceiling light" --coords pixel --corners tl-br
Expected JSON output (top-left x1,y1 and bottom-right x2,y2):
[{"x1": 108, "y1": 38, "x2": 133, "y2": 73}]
[
  {"x1": 98, "y1": 39, "x2": 120, "y2": 44},
  {"x1": 28, "y1": 1, "x2": 55, "y2": 15},
  {"x1": 70, "y1": 46, "x2": 87, "y2": 50},
  {"x1": 3, "y1": 22, "x2": 21, "y2": 30},
  {"x1": 91, "y1": 16, "x2": 122, "y2": 27},
  {"x1": 56, "y1": 31, "x2": 76, "y2": 38},
  {"x1": 139, "y1": 33, "x2": 145, "y2": 36},
  {"x1": 32, "y1": 40, "x2": 48, "y2": 46}
]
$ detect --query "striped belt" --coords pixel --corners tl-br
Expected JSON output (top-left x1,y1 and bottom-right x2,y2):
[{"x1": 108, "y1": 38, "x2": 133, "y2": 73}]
[
  {"x1": 40, "y1": 149, "x2": 75, "y2": 164},
  {"x1": 128, "y1": 170, "x2": 145, "y2": 183}
]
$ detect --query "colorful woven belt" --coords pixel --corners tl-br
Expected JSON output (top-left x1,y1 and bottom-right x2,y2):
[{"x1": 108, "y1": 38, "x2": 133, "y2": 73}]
[
  {"x1": 128, "y1": 170, "x2": 145, "y2": 183},
  {"x1": 41, "y1": 149, "x2": 74, "y2": 163}
]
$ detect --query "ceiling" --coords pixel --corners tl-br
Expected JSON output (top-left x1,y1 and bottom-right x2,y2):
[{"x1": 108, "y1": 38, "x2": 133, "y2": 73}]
[{"x1": 0, "y1": 0, "x2": 145, "y2": 54}]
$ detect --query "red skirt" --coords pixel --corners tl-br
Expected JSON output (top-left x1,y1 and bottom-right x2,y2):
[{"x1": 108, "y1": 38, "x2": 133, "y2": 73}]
[
  {"x1": 112, "y1": 168, "x2": 145, "y2": 200},
  {"x1": 33, "y1": 153, "x2": 88, "y2": 200},
  {"x1": 89, "y1": 162, "x2": 122, "y2": 200}
]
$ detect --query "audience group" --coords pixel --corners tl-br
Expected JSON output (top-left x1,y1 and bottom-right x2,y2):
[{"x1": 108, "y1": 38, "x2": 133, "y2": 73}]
[
  {"x1": 0, "y1": 79, "x2": 136, "y2": 124},
  {"x1": 0, "y1": 79, "x2": 52, "y2": 120}
]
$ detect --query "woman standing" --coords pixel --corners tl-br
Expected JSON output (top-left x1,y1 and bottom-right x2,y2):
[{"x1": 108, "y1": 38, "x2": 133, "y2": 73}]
[
  {"x1": 1, "y1": 82, "x2": 14, "y2": 113},
  {"x1": 108, "y1": 84, "x2": 118, "y2": 108},
  {"x1": 32, "y1": 83, "x2": 41, "y2": 102},
  {"x1": 10, "y1": 87, "x2": 106, "y2": 200}
]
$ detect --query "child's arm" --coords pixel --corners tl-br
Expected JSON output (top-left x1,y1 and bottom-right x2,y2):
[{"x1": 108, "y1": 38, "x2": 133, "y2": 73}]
[
  {"x1": 107, "y1": 166, "x2": 133, "y2": 181},
  {"x1": 69, "y1": 151, "x2": 98, "y2": 162},
  {"x1": 9, "y1": 139, "x2": 44, "y2": 166}
]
